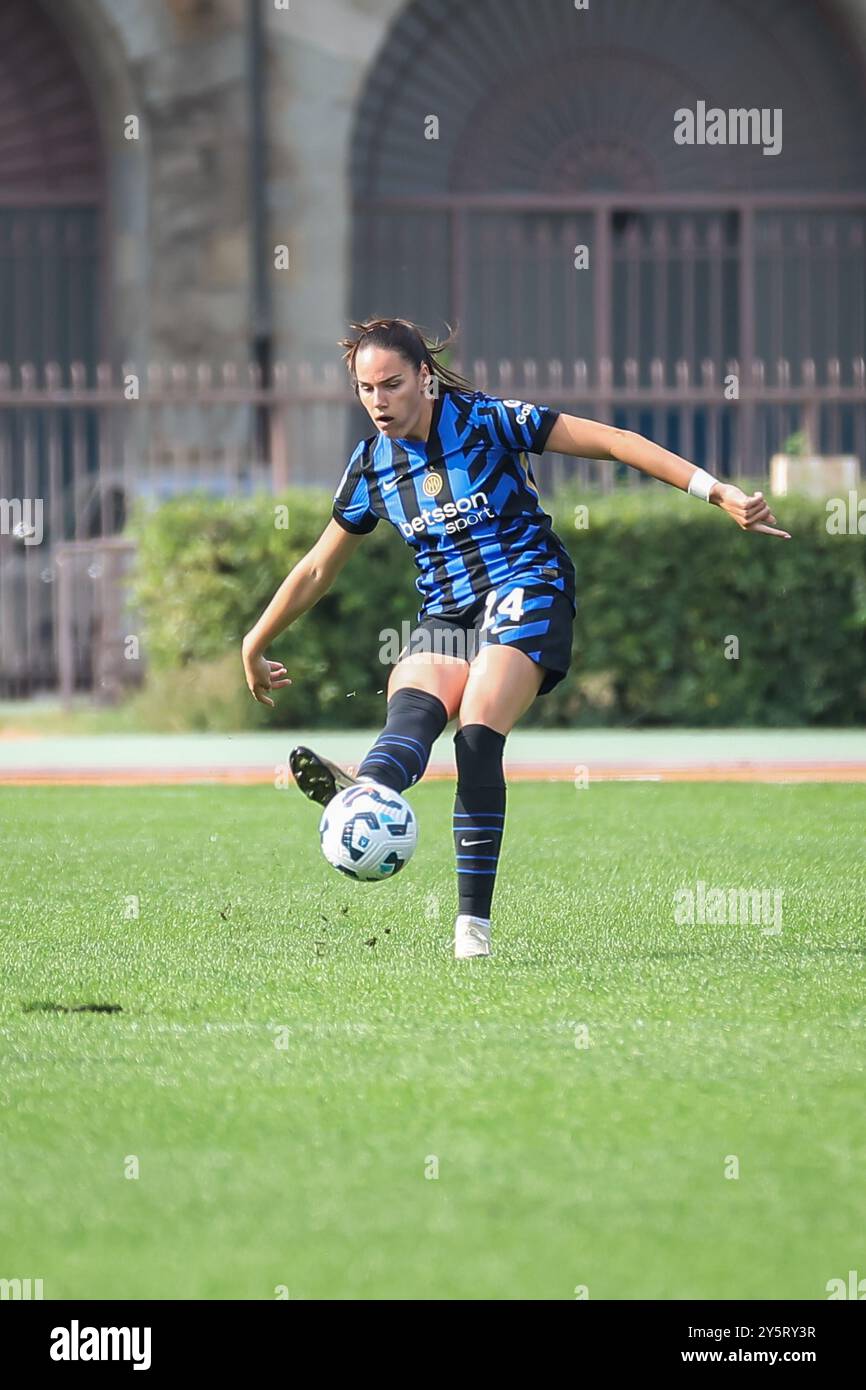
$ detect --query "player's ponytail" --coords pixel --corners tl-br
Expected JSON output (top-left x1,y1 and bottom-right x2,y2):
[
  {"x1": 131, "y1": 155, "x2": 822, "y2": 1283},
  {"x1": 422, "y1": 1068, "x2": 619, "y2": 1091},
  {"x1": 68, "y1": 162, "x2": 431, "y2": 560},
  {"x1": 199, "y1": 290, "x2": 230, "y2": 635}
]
[{"x1": 338, "y1": 317, "x2": 475, "y2": 396}]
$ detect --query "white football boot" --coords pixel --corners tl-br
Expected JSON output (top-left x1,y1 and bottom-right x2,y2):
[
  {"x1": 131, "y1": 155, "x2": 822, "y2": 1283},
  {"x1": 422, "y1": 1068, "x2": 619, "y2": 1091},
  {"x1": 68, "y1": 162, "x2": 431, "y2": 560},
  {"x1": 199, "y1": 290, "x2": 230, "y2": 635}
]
[{"x1": 454, "y1": 914, "x2": 491, "y2": 959}]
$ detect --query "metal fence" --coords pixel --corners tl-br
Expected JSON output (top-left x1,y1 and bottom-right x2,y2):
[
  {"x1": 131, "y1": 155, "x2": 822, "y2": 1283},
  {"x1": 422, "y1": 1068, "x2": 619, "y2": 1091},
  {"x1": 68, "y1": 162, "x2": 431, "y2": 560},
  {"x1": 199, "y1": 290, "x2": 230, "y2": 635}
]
[
  {"x1": 1, "y1": 353, "x2": 864, "y2": 698},
  {"x1": 354, "y1": 197, "x2": 866, "y2": 373}
]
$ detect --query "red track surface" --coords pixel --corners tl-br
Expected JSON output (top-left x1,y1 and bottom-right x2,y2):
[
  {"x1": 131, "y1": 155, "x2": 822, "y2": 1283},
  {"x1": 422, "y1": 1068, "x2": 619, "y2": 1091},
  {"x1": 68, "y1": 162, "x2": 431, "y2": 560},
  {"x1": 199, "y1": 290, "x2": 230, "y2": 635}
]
[{"x1": 3, "y1": 762, "x2": 866, "y2": 785}]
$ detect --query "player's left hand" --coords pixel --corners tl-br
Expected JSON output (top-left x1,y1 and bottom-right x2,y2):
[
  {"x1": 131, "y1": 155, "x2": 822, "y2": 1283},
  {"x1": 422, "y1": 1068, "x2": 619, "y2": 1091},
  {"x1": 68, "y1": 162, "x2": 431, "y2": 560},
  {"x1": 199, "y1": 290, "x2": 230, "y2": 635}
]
[{"x1": 710, "y1": 484, "x2": 791, "y2": 539}]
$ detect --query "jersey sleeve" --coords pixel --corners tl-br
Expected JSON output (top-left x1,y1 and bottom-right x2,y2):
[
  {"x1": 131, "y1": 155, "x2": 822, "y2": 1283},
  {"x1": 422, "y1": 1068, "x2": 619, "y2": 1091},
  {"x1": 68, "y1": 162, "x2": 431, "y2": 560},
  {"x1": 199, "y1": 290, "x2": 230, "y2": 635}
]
[
  {"x1": 471, "y1": 391, "x2": 560, "y2": 455},
  {"x1": 331, "y1": 442, "x2": 379, "y2": 534}
]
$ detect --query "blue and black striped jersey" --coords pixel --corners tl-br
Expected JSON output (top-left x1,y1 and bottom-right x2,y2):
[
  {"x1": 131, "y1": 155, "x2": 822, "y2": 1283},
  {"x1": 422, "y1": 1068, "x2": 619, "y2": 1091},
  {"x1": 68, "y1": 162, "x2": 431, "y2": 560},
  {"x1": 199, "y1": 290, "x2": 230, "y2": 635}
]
[{"x1": 331, "y1": 388, "x2": 576, "y2": 619}]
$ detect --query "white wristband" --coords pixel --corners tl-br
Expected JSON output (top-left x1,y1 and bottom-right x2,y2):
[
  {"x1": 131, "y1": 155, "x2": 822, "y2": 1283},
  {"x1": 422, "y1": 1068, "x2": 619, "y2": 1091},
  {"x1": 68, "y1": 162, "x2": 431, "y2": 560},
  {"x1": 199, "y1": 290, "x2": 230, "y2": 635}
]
[{"x1": 687, "y1": 468, "x2": 719, "y2": 502}]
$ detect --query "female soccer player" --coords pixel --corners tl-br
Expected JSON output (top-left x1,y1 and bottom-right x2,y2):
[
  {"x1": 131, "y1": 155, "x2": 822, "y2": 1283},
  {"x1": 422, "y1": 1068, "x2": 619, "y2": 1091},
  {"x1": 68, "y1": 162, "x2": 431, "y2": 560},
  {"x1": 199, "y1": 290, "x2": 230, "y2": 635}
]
[{"x1": 242, "y1": 318, "x2": 789, "y2": 959}]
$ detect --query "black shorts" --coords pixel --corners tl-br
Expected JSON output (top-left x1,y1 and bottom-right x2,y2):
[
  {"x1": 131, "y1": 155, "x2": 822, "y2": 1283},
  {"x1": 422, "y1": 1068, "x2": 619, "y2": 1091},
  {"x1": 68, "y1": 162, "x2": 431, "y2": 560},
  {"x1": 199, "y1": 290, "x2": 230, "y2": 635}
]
[{"x1": 397, "y1": 582, "x2": 576, "y2": 696}]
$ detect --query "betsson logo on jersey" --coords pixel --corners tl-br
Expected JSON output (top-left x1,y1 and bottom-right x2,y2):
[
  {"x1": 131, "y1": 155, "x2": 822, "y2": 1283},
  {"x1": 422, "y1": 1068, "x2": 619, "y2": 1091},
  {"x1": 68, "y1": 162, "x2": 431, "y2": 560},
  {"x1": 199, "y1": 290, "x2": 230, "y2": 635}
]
[{"x1": 398, "y1": 491, "x2": 494, "y2": 537}]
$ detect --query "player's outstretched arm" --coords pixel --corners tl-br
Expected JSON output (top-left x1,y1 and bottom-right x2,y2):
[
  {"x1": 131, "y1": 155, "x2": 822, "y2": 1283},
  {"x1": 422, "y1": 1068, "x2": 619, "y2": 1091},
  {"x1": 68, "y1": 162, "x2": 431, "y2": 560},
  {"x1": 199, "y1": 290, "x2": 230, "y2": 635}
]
[
  {"x1": 242, "y1": 519, "x2": 367, "y2": 706},
  {"x1": 545, "y1": 414, "x2": 791, "y2": 540}
]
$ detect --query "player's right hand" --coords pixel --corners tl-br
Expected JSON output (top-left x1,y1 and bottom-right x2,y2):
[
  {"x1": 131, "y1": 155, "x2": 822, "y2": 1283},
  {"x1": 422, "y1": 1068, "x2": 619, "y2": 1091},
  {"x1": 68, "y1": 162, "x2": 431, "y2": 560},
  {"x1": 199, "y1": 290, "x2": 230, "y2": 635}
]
[{"x1": 242, "y1": 649, "x2": 291, "y2": 707}]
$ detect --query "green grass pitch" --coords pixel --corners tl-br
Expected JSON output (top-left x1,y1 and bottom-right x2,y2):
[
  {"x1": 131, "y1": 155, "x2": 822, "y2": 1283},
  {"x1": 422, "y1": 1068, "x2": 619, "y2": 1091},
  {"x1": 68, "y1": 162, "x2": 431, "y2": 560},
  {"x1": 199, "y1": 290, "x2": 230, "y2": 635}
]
[{"x1": 1, "y1": 782, "x2": 863, "y2": 1300}]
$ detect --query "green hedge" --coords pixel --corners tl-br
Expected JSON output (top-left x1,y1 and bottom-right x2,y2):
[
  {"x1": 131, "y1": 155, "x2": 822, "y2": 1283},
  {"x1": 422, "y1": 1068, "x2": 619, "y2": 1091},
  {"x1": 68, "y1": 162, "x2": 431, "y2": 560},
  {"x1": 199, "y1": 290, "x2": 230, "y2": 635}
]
[{"x1": 127, "y1": 487, "x2": 866, "y2": 728}]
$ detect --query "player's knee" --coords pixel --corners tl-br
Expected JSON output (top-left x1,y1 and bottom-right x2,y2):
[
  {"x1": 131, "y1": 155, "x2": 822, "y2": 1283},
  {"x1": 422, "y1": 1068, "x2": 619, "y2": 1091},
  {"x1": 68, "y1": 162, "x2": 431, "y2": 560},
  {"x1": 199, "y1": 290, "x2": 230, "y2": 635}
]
[
  {"x1": 457, "y1": 695, "x2": 503, "y2": 731},
  {"x1": 389, "y1": 653, "x2": 466, "y2": 718},
  {"x1": 454, "y1": 723, "x2": 506, "y2": 786}
]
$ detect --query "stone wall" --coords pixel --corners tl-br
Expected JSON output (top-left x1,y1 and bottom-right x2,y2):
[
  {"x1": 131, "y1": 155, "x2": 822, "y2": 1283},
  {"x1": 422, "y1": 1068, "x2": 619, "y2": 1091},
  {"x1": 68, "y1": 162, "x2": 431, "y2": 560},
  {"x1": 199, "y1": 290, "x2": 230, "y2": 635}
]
[{"x1": 52, "y1": 0, "x2": 252, "y2": 365}]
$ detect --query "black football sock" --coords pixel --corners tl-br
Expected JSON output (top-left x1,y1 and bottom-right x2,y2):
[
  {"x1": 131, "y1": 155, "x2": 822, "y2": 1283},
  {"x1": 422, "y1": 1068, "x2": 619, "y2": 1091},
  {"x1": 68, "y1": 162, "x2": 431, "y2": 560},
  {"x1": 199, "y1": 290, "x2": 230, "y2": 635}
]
[
  {"x1": 452, "y1": 723, "x2": 507, "y2": 920},
  {"x1": 357, "y1": 687, "x2": 449, "y2": 793}
]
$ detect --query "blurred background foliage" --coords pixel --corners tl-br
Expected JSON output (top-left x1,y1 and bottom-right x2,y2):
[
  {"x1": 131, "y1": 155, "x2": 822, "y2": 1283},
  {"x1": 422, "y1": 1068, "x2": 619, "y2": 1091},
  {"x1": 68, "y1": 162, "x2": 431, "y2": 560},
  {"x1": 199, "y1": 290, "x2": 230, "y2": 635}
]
[{"x1": 124, "y1": 489, "x2": 866, "y2": 731}]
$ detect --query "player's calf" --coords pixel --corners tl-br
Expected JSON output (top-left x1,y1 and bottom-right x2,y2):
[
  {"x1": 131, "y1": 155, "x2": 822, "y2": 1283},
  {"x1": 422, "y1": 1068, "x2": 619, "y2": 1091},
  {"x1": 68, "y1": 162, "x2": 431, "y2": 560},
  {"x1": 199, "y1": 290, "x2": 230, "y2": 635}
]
[{"x1": 452, "y1": 723, "x2": 506, "y2": 958}]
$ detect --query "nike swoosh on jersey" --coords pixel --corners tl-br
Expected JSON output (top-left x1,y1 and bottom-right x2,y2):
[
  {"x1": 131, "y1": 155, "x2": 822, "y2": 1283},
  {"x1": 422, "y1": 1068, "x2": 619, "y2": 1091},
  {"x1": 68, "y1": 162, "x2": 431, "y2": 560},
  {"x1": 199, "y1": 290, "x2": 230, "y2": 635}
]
[{"x1": 382, "y1": 475, "x2": 401, "y2": 491}]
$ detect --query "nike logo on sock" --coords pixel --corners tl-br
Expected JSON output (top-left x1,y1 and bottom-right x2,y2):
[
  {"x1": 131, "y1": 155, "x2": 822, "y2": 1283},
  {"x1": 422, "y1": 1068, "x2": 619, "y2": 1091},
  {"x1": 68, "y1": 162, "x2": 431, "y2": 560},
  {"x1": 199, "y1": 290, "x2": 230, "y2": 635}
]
[{"x1": 460, "y1": 837, "x2": 492, "y2": 847}]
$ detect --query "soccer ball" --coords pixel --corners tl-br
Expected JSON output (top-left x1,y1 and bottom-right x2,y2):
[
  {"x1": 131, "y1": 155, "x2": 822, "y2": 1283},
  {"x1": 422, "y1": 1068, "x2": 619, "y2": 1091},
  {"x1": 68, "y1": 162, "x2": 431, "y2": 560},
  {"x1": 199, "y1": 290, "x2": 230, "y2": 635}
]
[{"x1": 318, "y1": 783, "x2": 418, "y2": 881}]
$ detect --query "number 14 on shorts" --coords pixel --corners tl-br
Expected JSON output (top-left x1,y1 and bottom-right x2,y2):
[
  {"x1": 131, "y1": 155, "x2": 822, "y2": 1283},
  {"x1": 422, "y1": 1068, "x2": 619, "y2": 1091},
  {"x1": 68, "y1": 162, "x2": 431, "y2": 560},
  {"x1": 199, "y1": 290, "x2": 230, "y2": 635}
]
[{"x1": 480, "y1": 587, "x2": 525, "y2": 633}]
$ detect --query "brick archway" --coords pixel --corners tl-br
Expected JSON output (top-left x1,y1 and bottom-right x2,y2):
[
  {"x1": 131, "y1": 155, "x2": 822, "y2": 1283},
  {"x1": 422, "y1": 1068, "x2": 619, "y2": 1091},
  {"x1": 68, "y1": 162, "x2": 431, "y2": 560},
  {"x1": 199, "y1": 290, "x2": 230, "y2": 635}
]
[
  {"x1": 350, "y1": 0, "x2": 866, "y2": 473},
  {"x1": 352, "y1": 0, "x2": 866, "y2": 201}
]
